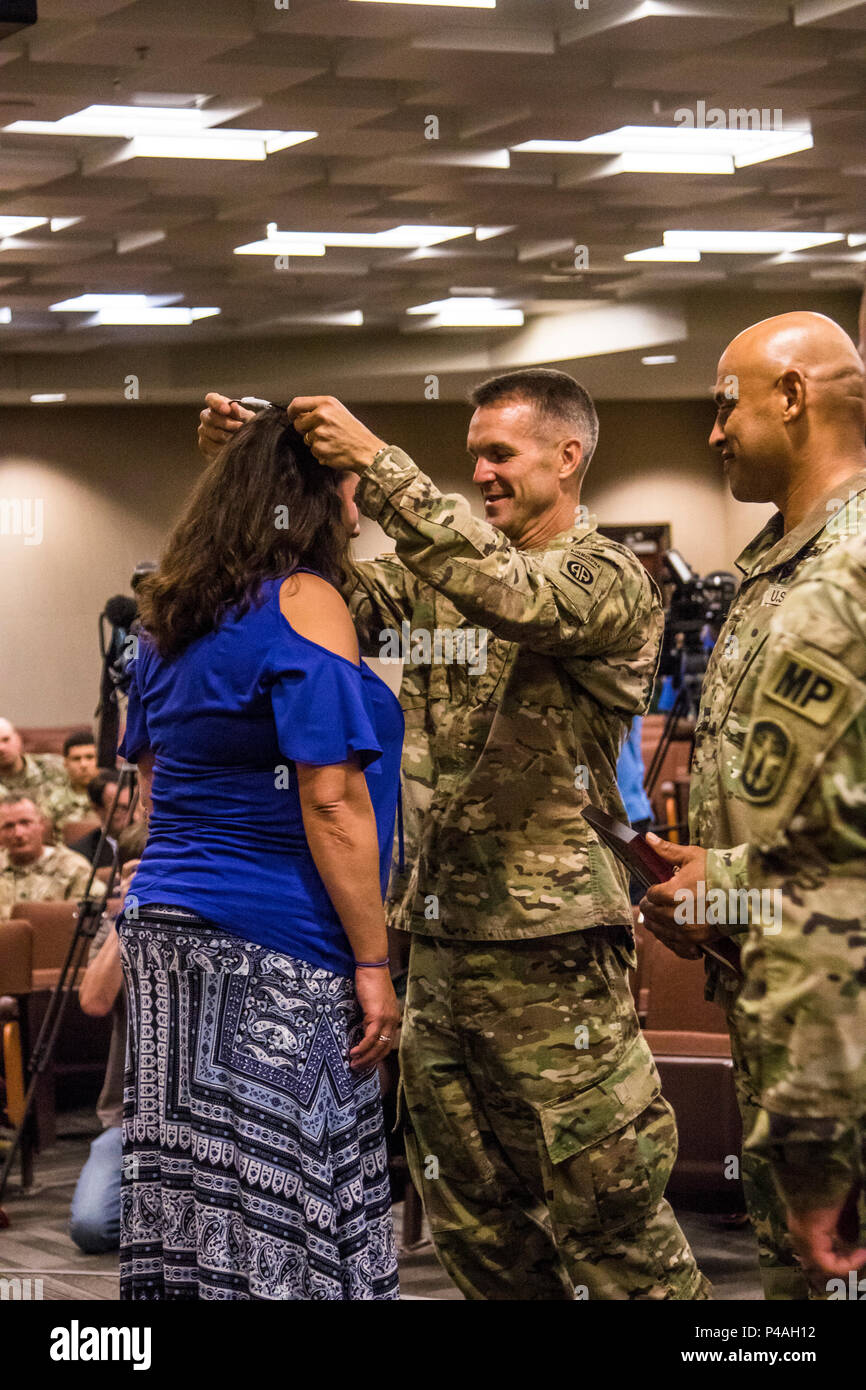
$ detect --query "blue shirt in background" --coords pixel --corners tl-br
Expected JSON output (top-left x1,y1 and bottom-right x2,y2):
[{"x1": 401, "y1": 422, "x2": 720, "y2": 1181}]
[
  {"x1": 616, "y1": 715, "x2": 653, "y2": 825},
  {"x1": 119, "y1": 574, "x2": 405, "y2": 977}
]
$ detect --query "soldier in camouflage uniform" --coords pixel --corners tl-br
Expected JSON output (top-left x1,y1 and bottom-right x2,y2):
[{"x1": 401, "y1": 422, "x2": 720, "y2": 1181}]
[
  {"x1": 0, "y1": 794, "x2": 92, "y2": 919},
  {"x1": 641, "y1": 311, "x2": 866, "y2": 1299},
  {"x1": 198, "y1": 374, "x2": 708, "y2": 1299},
  {"x1": 43, "y1": 730, "x2": 99, "y2": 834},
  {"x1": 733, "y1": 534, "x2": 866, "y2": 1286},
  {"x1": 0, "y1": 718, "x2": 66, "y2": 820},
  {"x1": 281, "y1": 374, "x2": 708, "y2": 1301}
]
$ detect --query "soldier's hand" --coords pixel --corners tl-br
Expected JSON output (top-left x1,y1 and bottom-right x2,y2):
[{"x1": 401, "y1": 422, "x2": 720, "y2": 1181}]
[
  {"x1": 197, "y1": 393, "x2": 254, "y2": 460},
  {"x1": 288, "y1": 395, "x2": 386, "y2": 473},
  {"x1": 786, "y1": 1193, "x2": 866, "y2": 1283},
  {"x1": 639, "y1": 838, "x2": 715, "y2": 959}
]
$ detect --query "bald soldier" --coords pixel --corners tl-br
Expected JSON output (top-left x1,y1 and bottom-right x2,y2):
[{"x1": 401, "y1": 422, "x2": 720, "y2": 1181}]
[
  {"x1": 641, "y1": 312, "x2": 866, "y2": 1299},
  {"x1": 198, "y1": 369, "x2": 708, "y2": 1300},
  {"x1": 731, "y1": 533, "x2": 866, "y2": 1289},
  {"x1": 0, "y1": 717, "x2": 67, "y2": 818}
]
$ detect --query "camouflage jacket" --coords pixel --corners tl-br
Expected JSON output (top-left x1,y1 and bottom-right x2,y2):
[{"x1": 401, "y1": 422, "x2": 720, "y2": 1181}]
[
  {"x1": 730, "y1": 533, "x2": 866, "y2": 1210},
  {"x1": 0, "y1": 752, "x2": 66, "y2": 816},
  {"x1": 0, "y1": 843, "x2": 92, "y2": 920},
  {"x1": 43, "y1": 782, "x2": 93, "y2": 833},
  {"x1": 345, "y1": 445, "x2": 663, "y2": 943},
  {"x1": 689, "y1": 468, "x2": 866, "y2": 1000}
]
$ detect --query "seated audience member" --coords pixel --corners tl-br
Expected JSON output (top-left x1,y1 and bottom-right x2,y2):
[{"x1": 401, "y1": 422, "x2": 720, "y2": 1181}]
[
  {"x1": 69, "y1": 825, "x2": 146, "y2": 1255},
  {"x1": 0, "y1": 795, "x2": 91, "y2": 920},
  {"x1": 69, "y1": 770, "x2": 140, "y2": 869},
  {"x1": 0, "y1": 718, "x2": 66, "y2": 816},
  {"x1": 44, "y1": 730, "x2": 99, "y2": 834}
]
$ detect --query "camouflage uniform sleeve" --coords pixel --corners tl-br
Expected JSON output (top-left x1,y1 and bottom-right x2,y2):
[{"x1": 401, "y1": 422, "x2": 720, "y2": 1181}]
[
  {"x1": 65, "y1": 852, "x2": 93, "y2": 902},
  {"x1": 341, "y1": 553, "x2": 423, "y2": 659},
  {"x1": 355, "y1": 446, "x2": 659, "y2": 661},
  {"x1": 704, "y1": 844, "x2": 751, "y2": 939},
  {"x1": 732, "y1": 564, "x2": 866, "y2": 1211}
]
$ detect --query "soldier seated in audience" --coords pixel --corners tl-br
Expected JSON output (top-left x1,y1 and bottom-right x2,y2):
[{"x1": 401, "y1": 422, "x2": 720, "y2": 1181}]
[
  {"x1": 0, "y1": 795, "x2": 91, "y2": 921},
  {"x1": 69, "y1": 824, "x2": 147, "y2": 1255},
  {"x1": 68, "y1": 770, "x2": 141, "y2": 869},
  {"x1": 44, "y1": 730, "x2": 99, "y2": 835},
  {"x1": 0, "y1": 718, "x2": 67, "y2": 818}
]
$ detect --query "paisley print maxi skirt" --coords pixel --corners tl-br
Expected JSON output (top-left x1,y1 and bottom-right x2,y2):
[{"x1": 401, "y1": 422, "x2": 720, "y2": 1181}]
[{"x1": 117, "y1": 905, "x2": 398, "y2": 1300}]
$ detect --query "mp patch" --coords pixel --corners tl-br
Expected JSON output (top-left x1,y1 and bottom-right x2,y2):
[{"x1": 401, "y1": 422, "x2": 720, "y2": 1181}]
[
  {"x1": 763, "y1": 650, "x2": 846, "y2": 727},
  {"x1": 740, "y1": 719, "x2": 793, "y2": 804}
]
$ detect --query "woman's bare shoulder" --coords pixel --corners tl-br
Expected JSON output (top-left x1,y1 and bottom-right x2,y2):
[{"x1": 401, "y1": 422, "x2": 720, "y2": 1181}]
[{"x1": 279, "y1": 572, "x2": 359, "y2": 665}]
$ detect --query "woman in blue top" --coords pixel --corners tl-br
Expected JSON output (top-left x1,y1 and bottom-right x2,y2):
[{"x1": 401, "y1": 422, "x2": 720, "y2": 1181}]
[{"x1": 117, "y1": 407, "x2": 403, "y2": 1301}]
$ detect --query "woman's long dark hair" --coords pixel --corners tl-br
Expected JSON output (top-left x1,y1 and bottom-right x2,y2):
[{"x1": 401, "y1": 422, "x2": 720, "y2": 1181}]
[{"x1": 137, "y1": 407, "x2": 348, "y2": 659}]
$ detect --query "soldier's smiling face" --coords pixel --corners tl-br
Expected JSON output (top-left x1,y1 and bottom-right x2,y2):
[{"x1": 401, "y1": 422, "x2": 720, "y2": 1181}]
[
  {"x1": 709, "y1": 354, "x2": 787, "y2": 504},
  {"x1": 467, "y1": 399, "x2": 577, "y2": 541}
]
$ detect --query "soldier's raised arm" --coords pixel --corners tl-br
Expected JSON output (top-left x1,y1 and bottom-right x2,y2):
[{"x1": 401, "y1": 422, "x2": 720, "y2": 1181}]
[{"x1": 287, "y1": 397, "x2": 662, "y2": 670}]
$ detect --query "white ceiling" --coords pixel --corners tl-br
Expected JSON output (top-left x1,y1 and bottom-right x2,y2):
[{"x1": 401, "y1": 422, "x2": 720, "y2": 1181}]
[{"x1": 0, "y1": 0, "x2": 864, "y2": 402}]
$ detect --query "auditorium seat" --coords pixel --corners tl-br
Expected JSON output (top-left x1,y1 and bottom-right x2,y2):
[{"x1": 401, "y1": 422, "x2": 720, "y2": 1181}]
[
  {"x1": 635, "y1": 923, "x2": 743, "y2": 1203},
  {"x1": 3, "y1": 903, "x2": 112, "y2": 1165},
  {"x1": 62, "y1": 817, "x2": 100, "y2": 848}
]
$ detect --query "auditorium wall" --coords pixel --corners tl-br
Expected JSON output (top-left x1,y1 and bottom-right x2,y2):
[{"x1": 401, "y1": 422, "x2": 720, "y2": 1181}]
[{"x1": 0, "y1": 400, "x2": 773, "y2": 728}]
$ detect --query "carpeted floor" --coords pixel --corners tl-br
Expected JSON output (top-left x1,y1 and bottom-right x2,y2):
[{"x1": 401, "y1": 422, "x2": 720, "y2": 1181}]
[{"x1": 0, "y1": 1111, "x2": 762, "y2": 1301}]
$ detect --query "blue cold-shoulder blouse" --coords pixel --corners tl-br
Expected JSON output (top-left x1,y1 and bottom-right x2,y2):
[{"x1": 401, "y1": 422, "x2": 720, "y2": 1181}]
[{"x1": 119, "y1": 572, "x2": 404, "y2": 976}]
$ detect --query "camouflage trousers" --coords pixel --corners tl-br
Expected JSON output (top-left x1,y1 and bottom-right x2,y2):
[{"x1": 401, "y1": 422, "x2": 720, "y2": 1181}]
[
  {"x1": 725, "y1": 997, "x2": 823, "y2": 1301},
  {"x1": 399, "y1": 928, "x2": 710, "y2": 1300}
]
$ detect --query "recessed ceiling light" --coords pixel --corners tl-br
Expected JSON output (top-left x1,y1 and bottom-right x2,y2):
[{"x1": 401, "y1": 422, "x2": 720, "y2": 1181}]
[
  {"x1": 511, "y1": 125, "x2": 813, "y2": 172},
  {"x1": 641, "y1": 355, "x2": 678, "y2": 365},
  {"x1": 235, "y1": 223, "x2": 474, "y2": 256},
  {"x1": 0, "y1": 308, "x2": 10, "y2": 323},
  {"x1": 663, "y1": 229, "x2": 845, "y2": 253},
  {"x1": 5, "y1": 106, "x2": 317, "y2": 161},
  {"x1": 351, "y1": 0, "x2": 495, "y2": 7},
  {"x1": 92, "y1": 305, "x2": 220, "y2": 326},
  {"x1": 49, "y1": 294, "x2": 218, "y2": 325},
  {"x1": 30, "y1": 393, "x2": 67, "y2": 403},
  {"x1": 0, "y1": 215, "x2": 48, "y2": 235},
  {"x1": 407, "y1": 296, "x2": 523, "y2": 327},
  {"x1": 475, "y1": 226, "x2": 515, "y2": 241},
  {"x1": 625, "y1": 246, "x2": 702, "y2": 262}
]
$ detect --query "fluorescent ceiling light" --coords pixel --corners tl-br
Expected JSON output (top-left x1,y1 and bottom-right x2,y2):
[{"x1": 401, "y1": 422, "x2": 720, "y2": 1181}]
[
  {"x1": 641, "y1": 355, "x2": 678, "y2": 365},
  {"x1": 407, "y1": 296, "x2": 523, "y2": 327},
  {"x1": 605, "y1": 152, "x2": 734, "y2": 175},
  {"x1": 124, "y1": 133, "x2": 314, "y2": 161},
  {"x1": 50, "y1": 293, "x2": 218, "y2": 325},
  {"x1": 31, "y1": 393, "x2": 67, "y2": 403},
  {"x1": 351, "y1": 0, "x2": 495, "y2": 7},
  {"x1": 4, "y1": 106, "x2": 317, "y2": 161},
  {"x1": 51, "y1": 294, "x2": 155, "y2": 311},
  {"x1": 625, "y1": 246, "x2": 702, "y2": 262},
  {"x1": 0, "y1": 307, "x2": 10, "y2": 323},
  {"x1": 234, "y1": 240, "x2": 327, "y2": 257},
  {"x1": 512, "y1": 125, "x2": 813, "y2": 171},
  {"x1": 92, "y1": 306, "x2": 220, "y2": 325},
  {"x1": 663, "y1": 229, "x2": 845, "y2": 253},
  {"x1": 0, "y1": 215, "x2": 47, "y2": 235},
  {"x1": 235, "y1": 223, "x2": 474, "y2": 256},
  {"x1": 475, "y1": 225, "x2": 514, "y2": 240},
  {"x1": 848, "y1": 234, "x2": 866, "y2": 247}
]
